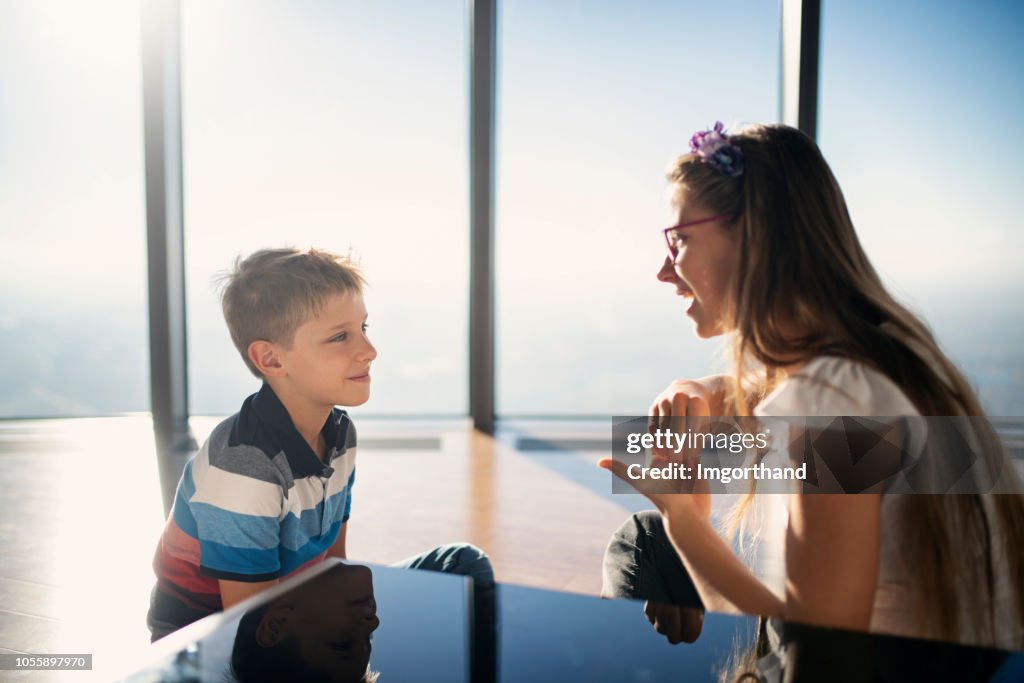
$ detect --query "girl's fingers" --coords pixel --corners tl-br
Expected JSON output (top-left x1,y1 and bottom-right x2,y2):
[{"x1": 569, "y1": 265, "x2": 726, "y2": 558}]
[
  {"x1": 646, "y1": 602, "x2": 685, "y2": 645},
  {"x1": 680, "y1": 607, "x2": 705, "y2": 644},
  {"x1": 644, "y1": 600, "x2": 657, "y2": 625},
  {"x1": 599, "y1": 457, "x2": 639, "y2": 489},
  {"x1": 651, "y1": 400, "x2": 673, "y2": 458},
  {"x1": 683, "y1": 395, "x2": 710, "y2": 463},
  {"x1": 671, "y1": 391, "x2": 690, "y2": 421},
  {"x1": 597, "y1": 457, "x2": 670, "y2": 509},
  {"x1": 686, "y1": 394, "x2": 709, "y2": 417},
  {"x1": 663, "y1": 603, "x2": 684, "y2": 644},
  {"x1": 659, "y1": 398, "x2": 673, "y2": 433}
]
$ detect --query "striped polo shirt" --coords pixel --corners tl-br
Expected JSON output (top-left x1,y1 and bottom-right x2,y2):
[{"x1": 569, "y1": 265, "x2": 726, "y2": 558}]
[{"x1": 151, "y1": 382, "x2": 357, "y2": 621}]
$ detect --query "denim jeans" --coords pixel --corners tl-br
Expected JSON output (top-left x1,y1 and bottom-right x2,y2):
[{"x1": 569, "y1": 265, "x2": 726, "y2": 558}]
[
  {"x1": 394, "y1": 543, "x2": 496, "y2": 617},
  {"x1": 601, "y1": 510, "x2": 703, "y2": 608},
  {"x1": 392, "y1": 542, "x2": 494, "y2": 586}
]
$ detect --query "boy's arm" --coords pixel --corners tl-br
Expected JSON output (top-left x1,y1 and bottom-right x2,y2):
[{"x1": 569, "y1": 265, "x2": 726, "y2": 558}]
[
  {"x1": 326, "y1": 522, "x2": 348, "y2": 559},
  {"x1": 219, "y1": 578, "x2": 279, "y2": 610}
]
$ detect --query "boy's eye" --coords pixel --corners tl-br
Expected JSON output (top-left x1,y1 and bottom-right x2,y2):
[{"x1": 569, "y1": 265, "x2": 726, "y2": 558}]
[{"x1": 330, "y1": 324, "x2": 367, "y2": 342}]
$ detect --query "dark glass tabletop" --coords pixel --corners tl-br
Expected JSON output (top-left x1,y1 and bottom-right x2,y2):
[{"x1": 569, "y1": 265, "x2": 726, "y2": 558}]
[{"x1": 121, "y1": 559, "x2": 1023, "y2": 683}]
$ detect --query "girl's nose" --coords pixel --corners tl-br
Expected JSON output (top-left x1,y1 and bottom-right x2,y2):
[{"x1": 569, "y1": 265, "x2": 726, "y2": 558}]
[{"x1": 657, "y1": 255, "x2": 677, "y2": 283}]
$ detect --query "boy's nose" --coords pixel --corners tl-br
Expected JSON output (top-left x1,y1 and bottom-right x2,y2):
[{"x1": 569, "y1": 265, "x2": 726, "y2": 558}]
[{"x1": 361, "y1": 339, "x2": 378, "y2": 362}]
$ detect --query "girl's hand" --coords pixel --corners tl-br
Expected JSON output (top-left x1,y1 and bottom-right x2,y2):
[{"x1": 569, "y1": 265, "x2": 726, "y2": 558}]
[
  {"x1": 644, "y1": 601, "x2": 705, "y2": 644},
  {"x1": 599, "y1": 389, "x2": 712, "y2": 520},
  {"x1": 649, "y1": 375, "x2": 731, "y2": 418}
]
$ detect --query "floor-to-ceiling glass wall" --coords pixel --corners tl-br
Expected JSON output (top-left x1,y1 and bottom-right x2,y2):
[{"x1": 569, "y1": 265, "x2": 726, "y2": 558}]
[
  {"x1": 181, "y1": 0, "x2": 469, "y2": 417},
  {"x1": 0, "y1": 0, "x2": 148, "y2": 418},
  {"x1": 820, "y1": 0, "x2": 1024, "y2": 415},
  {"x1": 495, "y1": 0, "x2": 781, "y2": 416}
]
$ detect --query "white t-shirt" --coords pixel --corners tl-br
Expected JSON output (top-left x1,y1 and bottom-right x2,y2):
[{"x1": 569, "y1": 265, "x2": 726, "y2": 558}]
[{"x1": 752, "y1": 355, "x2": 1022, "y2": 650}]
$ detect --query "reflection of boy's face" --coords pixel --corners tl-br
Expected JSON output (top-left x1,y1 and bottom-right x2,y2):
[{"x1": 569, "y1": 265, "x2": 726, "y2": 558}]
[{"x1": 261, "y1": 564, "x2": 380, "y2": 682}]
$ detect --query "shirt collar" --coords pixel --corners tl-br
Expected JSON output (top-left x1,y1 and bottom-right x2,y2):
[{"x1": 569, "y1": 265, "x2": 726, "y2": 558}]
[{"x1": 250, "y1": 383, "x2": 350, "y2": 478}]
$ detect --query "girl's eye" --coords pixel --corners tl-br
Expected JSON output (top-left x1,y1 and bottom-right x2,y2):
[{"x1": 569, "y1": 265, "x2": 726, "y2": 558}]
[
  {"x1": 361, "y1": 323, "x2": 369, "y2": 332},
  {"x1": 331, "y1": 333, "x2": 348, "y2": 342}
]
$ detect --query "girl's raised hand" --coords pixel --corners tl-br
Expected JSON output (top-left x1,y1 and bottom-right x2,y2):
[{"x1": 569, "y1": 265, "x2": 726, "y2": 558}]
[
  {"x1": 599, "y1": 387, "x2": 712, "y2": 520},
  {"x1": 649, "y1": 375, "x2": 731, "y2": 418}
]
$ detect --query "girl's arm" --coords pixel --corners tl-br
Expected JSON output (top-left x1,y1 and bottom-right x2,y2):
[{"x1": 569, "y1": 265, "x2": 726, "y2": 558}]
[
  {"x1": 600, "y1": 429, "x2": 784, "y2": 615},
  {"x1": 660, "y1": 493, "x2": 881, "y2": 629},
  {"x1": 607, "y1": 381, "x2": 881, "y2": 627},
  {"x1": 602, "y1": 433, "x2": 880, "y2": 625},
  {"x1": 785, "y1": 493, "x2": 880, "y2": 631},
  {"x1": 660, "y1": 505, "x2": 785, "y2": 616},
  {"x1": 603, "y1": 386, "x2": 776, "y2": 614}
]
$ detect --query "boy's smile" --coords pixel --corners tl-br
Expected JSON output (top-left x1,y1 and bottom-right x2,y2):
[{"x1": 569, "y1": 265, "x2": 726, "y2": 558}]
[{"x1": 277, "y1": 291, "x2": 378, "y2": 412}]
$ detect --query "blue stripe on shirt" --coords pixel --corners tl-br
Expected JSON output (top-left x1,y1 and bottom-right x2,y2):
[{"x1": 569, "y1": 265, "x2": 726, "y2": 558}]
[
  {"x1": 279, "y1": 520, "x2": 343, "y2": 575},
  {"x1": 191, "y1": 502, "x2": 280, "y2": 550},
  {"x1": 199, "y1": 538, "x2": 281, "y2": 576},
  {"x1": 342, "y1": 470, "x2": 354, "y2": 522},
  {"x1": 279, "y1": 488, "x2": 350, "y2": 551},
  {"x1": 171, "y1": 464, "x2": 199, "y2": 537}
]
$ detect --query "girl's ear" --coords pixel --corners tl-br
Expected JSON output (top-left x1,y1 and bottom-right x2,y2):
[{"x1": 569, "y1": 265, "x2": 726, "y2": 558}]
[{"x1": 248, "y1": 340, "x2": 285, "y2": 377}]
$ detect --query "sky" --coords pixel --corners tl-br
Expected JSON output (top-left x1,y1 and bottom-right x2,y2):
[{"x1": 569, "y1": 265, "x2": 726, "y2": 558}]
[{"x1": 1, "y1": 0, "x2": 1022, "y2": 418}]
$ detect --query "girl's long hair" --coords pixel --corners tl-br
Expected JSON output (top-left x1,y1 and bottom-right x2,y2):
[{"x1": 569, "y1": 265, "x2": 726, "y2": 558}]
[{"x1": 669, "y1": 123, "x2": 1024, "y2": 645}]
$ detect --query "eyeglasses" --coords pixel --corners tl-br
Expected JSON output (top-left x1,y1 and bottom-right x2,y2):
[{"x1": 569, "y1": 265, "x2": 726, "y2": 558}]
[{"x1": 662, "y1": 212, "x2": 731, "y2": 259}]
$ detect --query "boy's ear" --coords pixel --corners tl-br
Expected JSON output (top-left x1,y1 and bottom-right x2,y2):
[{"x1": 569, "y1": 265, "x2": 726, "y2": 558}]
[
  {"x1": 248, "y1": 340, "x2": 285, "y2": 377},
  {"x1": 255, "y1": 605, "x2": 294, "y2": 647}
]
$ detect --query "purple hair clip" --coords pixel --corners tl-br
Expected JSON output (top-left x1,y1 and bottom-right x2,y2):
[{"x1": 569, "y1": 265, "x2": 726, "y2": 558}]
[{"x1": 689, "y1": 121, "x2": 744, "y2": 177}]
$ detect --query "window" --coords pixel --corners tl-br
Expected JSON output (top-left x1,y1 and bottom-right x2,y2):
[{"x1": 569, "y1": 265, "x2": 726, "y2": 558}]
[
  {"x1": 496, "y1": 1, "x2": 781, "y2": 415},
  {"x1": 182, "y1": 1, "x2": 468, "y2": 416},
  {"x1": 0, "y1": 1, "x2": 147, "y2": 417},
  {"x1": 820, "y1": 0, "x2": 1024, "y2": 414}
]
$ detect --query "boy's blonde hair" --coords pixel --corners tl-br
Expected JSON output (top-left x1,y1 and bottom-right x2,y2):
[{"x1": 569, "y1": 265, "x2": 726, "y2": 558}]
[{"x1": 219, "y1": 247, "x2": 365, "y2": 377}]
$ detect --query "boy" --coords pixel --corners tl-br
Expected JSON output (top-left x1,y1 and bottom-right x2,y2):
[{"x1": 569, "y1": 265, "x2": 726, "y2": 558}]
[{"x1": 148, "y1": 248, "x2": 493, "y2": 641}]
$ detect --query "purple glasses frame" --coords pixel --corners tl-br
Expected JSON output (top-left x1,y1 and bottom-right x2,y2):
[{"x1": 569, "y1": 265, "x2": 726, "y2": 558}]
[{"x1": 662, "y1": 212, "x2": 731, "y2": 258}]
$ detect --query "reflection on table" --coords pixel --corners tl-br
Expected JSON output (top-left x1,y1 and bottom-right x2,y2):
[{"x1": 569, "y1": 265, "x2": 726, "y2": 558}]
[{"x1": 122, "y1": 559, "x2": 1023, "y2": 683}]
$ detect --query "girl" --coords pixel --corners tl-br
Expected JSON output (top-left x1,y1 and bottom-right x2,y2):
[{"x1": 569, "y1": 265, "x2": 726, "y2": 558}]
[{"x1": 600, "y1": 122, "x2": 1024, "y2": 651}]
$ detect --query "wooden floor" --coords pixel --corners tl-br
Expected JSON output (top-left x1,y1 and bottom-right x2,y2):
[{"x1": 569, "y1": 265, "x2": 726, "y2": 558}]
[
  {"x1": 0, "y1": 416, "x2": 646, "y2": 681},
  {"x1": 9, "y1": 416, "x2": 1019, "y2": 681}
]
